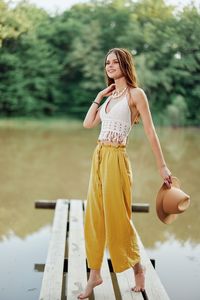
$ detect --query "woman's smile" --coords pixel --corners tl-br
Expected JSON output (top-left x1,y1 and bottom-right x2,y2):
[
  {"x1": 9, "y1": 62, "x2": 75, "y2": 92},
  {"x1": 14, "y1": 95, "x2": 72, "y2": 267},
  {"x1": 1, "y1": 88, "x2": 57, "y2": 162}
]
[{"x1": 108, "y1": 69, "x2": 116, "y2": 73}]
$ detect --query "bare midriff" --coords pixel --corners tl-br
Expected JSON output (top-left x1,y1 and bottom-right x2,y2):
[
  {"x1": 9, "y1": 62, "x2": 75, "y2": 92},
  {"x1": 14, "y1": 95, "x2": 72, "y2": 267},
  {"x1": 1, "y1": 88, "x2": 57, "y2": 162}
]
[{"x1": 97, "y1": 140, "x2": 126, "y2": 147}]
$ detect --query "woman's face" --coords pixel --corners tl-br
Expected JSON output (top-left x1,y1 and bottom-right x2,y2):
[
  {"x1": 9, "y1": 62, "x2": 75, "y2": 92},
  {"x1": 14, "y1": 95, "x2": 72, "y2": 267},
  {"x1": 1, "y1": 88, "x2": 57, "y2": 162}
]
[{"x1": 105, "y1": 52, "x2": 124, "y2": 80}]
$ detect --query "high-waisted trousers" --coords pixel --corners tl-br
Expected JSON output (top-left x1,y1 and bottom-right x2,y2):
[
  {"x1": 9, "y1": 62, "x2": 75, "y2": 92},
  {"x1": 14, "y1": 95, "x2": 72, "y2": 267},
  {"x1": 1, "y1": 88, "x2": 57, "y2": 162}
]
[{"x1": 84, "y1": 141, "x2": 140, "y2": 273}]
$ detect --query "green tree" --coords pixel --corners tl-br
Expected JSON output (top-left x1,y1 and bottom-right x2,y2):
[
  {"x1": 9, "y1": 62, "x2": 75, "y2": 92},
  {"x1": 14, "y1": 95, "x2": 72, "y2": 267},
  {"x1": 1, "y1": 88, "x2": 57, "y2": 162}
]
[{"x1": 0, "y1": 0, "x2": 199, "y2": 125}]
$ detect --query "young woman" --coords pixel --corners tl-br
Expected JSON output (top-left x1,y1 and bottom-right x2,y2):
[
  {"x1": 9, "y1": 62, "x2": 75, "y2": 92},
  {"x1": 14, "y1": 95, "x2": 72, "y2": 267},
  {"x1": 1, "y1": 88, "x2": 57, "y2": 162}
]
[{"x1": 78, "y1": 48, "x2": 172, "y2": 299}]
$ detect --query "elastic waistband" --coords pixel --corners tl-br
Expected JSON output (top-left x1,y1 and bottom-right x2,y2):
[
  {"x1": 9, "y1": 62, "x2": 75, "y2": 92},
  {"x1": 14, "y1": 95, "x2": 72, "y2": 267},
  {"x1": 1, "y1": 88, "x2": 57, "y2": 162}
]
[{"x1": 96, "y1": 140, "x2": 126, "y2": 149}]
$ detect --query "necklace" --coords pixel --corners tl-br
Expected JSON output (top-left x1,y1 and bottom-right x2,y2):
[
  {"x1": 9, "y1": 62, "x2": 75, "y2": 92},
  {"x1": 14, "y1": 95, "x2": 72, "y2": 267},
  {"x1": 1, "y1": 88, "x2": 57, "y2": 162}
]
[{"x1": 112, "y1": 86, "x2": 127, "y2": 99}]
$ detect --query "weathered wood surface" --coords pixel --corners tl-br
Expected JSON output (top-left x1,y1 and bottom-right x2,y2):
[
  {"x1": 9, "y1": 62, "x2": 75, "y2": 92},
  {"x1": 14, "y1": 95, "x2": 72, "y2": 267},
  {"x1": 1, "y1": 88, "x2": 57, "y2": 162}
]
[
  {"x1": 135, "y1": 229, "x2": 170, "y2": 300},
  {"x1": 66, "y1": 200, "x2": 87, "y2": 299},
  {"x1": 115, "y1": 268, "x2": 144, "y2": 300},
  {"x1": 35, "y1": 199, "x2": 149, "y2": 212},
  {"x1": 36, "y1": 199, "x2": 170, "y2": 300},
  {"x1": 39, "y1": 199, "x2": 68, "y2": 300},
  {"x1": 83, "y1": 202, "x2": 116, "y2": 300},
  {"x1": 93, "y1": 252, "x2": 116, "y2": 300}
]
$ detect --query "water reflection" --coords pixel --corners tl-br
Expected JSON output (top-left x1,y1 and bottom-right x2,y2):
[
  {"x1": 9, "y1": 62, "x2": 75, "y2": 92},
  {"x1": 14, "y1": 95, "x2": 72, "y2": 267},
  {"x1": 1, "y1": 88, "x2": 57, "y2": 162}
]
[
  {"x1": 0, "y1": 226, "x2": 51, "y2": 300},
  {"x1": 0, "y1": 120, "x2": 199, "y2": 299},
  {"x1": 147, "y1": 237, "x2": 200, "y2": 300}
]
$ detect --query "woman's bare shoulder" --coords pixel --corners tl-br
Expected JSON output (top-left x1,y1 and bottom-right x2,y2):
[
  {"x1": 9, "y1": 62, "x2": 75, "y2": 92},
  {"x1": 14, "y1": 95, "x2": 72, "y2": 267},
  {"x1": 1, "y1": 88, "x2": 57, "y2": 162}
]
[
  {"x1": 129, "y1": 87, "x2": 146, "y2": 97},
  {"x1": 129, "y1": 87, "x2": 148, "y2": 105}
]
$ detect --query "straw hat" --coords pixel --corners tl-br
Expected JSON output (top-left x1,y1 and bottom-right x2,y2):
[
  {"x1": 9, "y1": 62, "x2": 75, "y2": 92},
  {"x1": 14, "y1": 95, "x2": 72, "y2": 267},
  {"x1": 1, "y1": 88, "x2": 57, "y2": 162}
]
[{"x1": 156, "y1": 176, "x2": 190, "y2": 224}]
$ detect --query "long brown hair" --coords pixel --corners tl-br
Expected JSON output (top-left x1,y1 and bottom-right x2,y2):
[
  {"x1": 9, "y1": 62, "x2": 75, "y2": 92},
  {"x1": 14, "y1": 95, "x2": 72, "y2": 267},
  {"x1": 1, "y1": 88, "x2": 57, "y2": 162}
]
[
  {"x1": 104, "y1": 48, "x2": 140, "y2": 124},
  {"x1": 104, "y1": 48, "x2": 139, "y2": 88}
]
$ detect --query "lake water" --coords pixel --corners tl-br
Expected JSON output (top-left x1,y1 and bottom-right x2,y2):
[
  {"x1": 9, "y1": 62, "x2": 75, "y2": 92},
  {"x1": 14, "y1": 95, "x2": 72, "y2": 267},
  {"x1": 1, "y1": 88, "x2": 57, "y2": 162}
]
[{"x1": 0, "y1": 119, "x2": 199, "y2": 300}]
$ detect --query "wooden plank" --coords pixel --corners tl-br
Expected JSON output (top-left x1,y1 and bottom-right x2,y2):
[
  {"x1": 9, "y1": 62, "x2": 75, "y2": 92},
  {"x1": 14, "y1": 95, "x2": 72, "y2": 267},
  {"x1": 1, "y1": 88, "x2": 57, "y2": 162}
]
[
  {"x1": 105, "y1": 223, "x2": 169, "y2": 300},
  {"x1": 93, "y1": 252, "x2": 116, "y2": 299},
  {"x1": 116, "y1": 268, "x2": 144, "y2": 300},
  {"x1": 39, "y1": 199, "x2": 68, "y2": 300},
  {"x1": 134, "y1": 227, "x2": 170, "y2": 300},
  {"x1": 37, "y1": 198, "x2": 169, "y2": 299},
  {"x1": 35, "y1": 200, "x2": 57, "y2": 209},
  {"x1": 83, "y1": 201, "x2": 116, "y2": 299},
  {"x1": 35, "y1": 199, "x2": 149, "y2": 213},
  {"x1": 131, "y1": 203, "x2": 149, "y2": 213},
  {"x1": 66, "y1": 200, "x2": 87, "y2": 299}
]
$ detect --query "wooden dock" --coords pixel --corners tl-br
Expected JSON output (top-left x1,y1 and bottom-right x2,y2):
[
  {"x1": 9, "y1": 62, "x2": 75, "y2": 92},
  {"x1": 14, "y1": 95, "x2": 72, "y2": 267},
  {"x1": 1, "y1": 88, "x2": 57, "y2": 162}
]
[{"x1": 35, "y1": 199, "x2": 170, "y2": 300}]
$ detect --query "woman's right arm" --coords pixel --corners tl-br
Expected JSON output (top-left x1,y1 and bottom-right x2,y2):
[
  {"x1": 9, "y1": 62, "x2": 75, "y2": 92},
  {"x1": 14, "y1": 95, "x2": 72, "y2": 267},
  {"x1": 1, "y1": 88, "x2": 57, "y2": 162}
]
[
  {"x1": 83, "y1": 93, "x2": 104, "y2": 128},
  {"x1": 83, "y1": 84, "x2": 115, "y2": 128}
]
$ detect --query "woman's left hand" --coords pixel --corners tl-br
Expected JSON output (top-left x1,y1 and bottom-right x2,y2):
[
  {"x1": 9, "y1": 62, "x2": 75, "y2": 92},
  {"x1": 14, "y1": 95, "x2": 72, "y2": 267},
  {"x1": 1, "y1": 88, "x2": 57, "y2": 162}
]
[{"x1": 159, "y1": 165, "x2": 172, "y2": 188}]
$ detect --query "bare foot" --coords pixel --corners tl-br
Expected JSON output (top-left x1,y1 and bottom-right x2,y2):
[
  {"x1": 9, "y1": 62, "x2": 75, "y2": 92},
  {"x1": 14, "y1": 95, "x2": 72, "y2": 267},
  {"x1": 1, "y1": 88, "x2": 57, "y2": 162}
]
[
  {"x1": 77, "y1": 277, "x2": 103, "y2": 299},
  {"x1": 131, "y1": 263, "x2": 145, "y2": 292}
]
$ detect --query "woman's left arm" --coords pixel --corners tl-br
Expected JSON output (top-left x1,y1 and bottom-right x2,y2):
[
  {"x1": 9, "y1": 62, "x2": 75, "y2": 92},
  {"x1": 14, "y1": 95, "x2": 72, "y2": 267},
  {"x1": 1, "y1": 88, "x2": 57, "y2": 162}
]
[{"x1": 132, "y1": 88, "x2": 172, "y2": 188}]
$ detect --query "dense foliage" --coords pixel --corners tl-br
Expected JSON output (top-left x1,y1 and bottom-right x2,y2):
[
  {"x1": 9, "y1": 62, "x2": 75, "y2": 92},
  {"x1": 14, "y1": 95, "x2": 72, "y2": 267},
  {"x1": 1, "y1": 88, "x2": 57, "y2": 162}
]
[{"x1": 0, "y1": 0, "x2": 200, "y2": 125}]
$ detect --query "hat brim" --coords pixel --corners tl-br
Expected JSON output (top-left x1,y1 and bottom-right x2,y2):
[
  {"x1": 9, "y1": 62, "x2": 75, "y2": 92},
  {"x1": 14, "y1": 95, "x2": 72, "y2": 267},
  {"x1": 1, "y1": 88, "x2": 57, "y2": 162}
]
[{"x1": 156, "y1": 176, "x2": 181, "y2": 224}]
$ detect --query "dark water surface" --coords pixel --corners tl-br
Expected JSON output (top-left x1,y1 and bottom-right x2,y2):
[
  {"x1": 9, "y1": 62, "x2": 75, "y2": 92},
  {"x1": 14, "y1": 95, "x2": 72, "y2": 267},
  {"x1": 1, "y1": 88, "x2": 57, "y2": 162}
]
[{"x1": 0, "y1": 119, "x2": 199, "y2": 300}]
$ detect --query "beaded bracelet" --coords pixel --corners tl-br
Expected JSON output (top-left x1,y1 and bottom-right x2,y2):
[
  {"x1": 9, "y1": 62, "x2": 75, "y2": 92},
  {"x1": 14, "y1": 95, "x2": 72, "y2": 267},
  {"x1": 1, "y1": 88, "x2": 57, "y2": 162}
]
[{"x1": 93, "y1": 101, "x2": 100, "y2": 106}]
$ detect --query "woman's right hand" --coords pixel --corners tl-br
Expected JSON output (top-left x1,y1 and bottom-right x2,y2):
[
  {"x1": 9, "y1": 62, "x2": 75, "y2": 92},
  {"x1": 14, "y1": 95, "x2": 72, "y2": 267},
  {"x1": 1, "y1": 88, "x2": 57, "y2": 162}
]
[{"x1": 99, "y1": 84, "x2": 116, "y2": 98}]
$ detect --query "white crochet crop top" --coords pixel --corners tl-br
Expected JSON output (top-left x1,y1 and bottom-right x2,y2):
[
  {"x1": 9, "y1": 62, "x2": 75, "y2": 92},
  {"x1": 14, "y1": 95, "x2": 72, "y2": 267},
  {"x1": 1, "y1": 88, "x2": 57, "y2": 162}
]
[{"x1": 98, "y1": 94, "x2": 132, "y2": 145}]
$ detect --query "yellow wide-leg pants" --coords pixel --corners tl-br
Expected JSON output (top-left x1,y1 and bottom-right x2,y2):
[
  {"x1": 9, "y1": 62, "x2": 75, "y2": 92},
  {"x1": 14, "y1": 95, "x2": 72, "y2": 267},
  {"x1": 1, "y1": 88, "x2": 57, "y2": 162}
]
[{"x1": 84, "y1": 141, "x2": 141, "y2": 273}]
